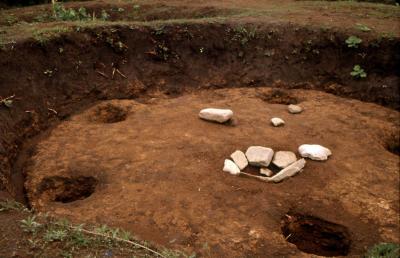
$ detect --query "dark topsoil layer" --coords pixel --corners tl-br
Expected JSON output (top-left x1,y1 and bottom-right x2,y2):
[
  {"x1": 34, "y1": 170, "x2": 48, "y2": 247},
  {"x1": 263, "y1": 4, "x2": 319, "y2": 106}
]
[{"x1": 0, "y1": 21, "x2": 399, "y2": 198}]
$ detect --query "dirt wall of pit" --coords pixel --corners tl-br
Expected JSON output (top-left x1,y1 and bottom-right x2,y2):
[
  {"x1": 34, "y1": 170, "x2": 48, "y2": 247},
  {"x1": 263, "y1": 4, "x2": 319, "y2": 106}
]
[{"x1": 0, "y1": 22, "x2": 399, "y2": 197}]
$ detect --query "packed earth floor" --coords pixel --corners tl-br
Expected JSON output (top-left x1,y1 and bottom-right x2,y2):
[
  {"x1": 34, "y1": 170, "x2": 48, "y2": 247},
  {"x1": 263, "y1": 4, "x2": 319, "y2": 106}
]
[{"x1": 23, "y1": 88, "x2": 399, "y2": 257}]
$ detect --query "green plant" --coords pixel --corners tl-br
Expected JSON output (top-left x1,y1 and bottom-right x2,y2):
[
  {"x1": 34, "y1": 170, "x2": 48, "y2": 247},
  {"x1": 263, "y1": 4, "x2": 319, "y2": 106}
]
[
  {"x1": 5, "y1": 15, "x2": 18, "y2": 25},
  {"x1": 32, "y1": 26, "x2": 71, "y2": 44},
  {"x1": 350, "y1": 65, "x2": 367, "y2": 78},
  {"x1": 53, "y1": 3, "x2": 91, "y2": 21},
  {"x1": 33, "y1": 13, "x2": 50, "y2": 22},
  {"x1": 161, "y1": 249, "x2": 197, "y2": 258},
  {"x1": 101, "y1": 10, "x2": 110, "y2": 21},
  {"x1": 44, "y1": 228, "x2": 68, "y2": 242},
  {"x1": 346, "y1": 36, "x2": 362, "y2": 48},
  {"x1": 365, "y1": 243, "x2": 400, "y2": 258},
  {"x1": 120, "y1": 230, "x2": 132, "y2": 241},
  {"x1": 231, "y1": 26, "x2": 256, "y2": 45},
  {"x1": 0, "y1": 200, "x2": 25, "y2": 211},
  {"x1": 153, "y1": 26, "x2": 165, "y2": 36},
  {"x1": 13, "y1": 206, "x2": 192, "y2": 257},
  {"x1": 355, "y1": 23, "x2": 371, "y2": 32},
  {"x1": 20, "y1": 215, "x2": 41, "y2": 233}
]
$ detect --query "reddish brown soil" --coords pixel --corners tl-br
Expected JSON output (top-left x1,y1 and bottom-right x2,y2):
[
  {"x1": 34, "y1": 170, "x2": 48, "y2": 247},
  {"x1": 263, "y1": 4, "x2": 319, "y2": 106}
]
[
  {"x1": 0, "y1": 1, "x2": 399, "y2": 256},
  {"x1": 0, "y1": 21, "x2": 398, "y2": 197},
  {"x1": 23, "y1": 88, "x2": 399, "y2": 257}
]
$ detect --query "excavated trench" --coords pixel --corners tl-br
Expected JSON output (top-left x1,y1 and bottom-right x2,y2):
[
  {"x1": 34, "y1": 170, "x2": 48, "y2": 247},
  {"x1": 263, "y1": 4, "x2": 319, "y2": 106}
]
[
  {"x1": 281, "y1": 213, "x2": 351, "y2": 256},
  {"x1": 0, "y1": 22, "x2": 399, "y2": 256}
]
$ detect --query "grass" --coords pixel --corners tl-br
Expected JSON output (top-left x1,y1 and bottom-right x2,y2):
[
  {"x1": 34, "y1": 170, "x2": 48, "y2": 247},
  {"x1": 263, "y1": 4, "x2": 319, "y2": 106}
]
[
  {"x1": 1, "y1": 200, "x2": 193, "y2": 258},
  {"x1": 32, "y1": 26, "x2": 71, "y2": 44},
  {"x1": 0, "y1": 0, "x2": 398, "y2": 37},
  {"x1": 365, "y1": 242, "x2": 400, "y2": 258}
]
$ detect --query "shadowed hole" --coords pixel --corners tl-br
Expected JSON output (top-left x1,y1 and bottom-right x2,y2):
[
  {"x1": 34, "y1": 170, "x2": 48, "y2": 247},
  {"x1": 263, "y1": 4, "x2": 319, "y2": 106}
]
[
  {"x1": 385, "y1": 132, "x2": 400, "y2": 155},
  {"x1": 281, "y1": 213, "x2": 351, "y2": 257},
  {"x1": 38, "y1": 176, "x2": 98, "y2": 203},
  {"x1": 257, "y1": 89, "x2": 298, "y2": 105},
  {"x1": 91, "y1": 103, "x2": 127, "y2": 123}
]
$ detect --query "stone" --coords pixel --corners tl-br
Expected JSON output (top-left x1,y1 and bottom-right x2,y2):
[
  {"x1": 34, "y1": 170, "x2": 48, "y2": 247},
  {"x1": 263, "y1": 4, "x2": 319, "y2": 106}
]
[
  {"x1": 199, "y1": 108, "x2": 233, "y2": 123},
  {"x1": 260, "y1": 168, "x2": 273, "y2": 177},
  {"x1": 272, "y1": 151, "x2": 297, "y2": 168},
  {"x1": 269, "y1": 158, "x2": 306, "y2": 182},
  {"x1": 223, "y1": 159, "x2": 241, "y2": 175},
  {"x1": 245, "y1": 146, "x2": 274, "y2": 167},
  {"x1": 298, "y1": 144, "x2": 332, "y2": 161},
  {"x1": 288, "y1": 104, "x2": 303, "y2": 114},
  {"x1": 271, "y1": 117, "x2": 285, "y2": 127},
  {"x1": 230, "y1": 150, "x2": 248, "y2": 170}
]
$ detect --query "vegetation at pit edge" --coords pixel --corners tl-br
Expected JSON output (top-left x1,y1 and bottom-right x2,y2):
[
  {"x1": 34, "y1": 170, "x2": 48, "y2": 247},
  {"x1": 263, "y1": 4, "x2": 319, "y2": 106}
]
[{"x1": 0, "y1": 199, "x2": 196, "y2": 258}]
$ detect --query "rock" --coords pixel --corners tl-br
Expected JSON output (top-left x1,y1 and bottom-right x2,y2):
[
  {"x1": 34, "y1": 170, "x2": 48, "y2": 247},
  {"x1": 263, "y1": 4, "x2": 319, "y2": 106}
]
[
  {"x1": 199, "y1": 108, "x2": 233, "y2": 123},
  {"x1": 298, "y1": 144, "x2": 332, "y2": 161},
  {"x1": 272, "y1": 151, "x2": 297, "y2": 168},
  {"x1": 223, "y1": 159, "x2": 241, "y2": 175},
  {"x1": 288, "y1": 104, "x2": 303, "y2": 114},
  {"x1": 230, "y1": 150, "x2": 248, "y2": 170},
  {"x1": 245, "y1": 146, "x2": 274, "y2": 167},
  {"x1": 269, "y1": 158, "x2": 306, "y2": 182},
  {"x1": 271, "y1": 117, "x2": 285, "y2": 127},
  {"x1": 260, "y1": 168, "x2": 273, "y2": 177}
]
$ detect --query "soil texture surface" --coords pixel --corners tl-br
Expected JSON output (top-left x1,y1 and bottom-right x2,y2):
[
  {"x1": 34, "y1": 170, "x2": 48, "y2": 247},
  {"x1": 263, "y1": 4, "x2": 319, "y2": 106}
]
[{"x1": 24, "y1": 87, "x2": 400, "y2": 257}]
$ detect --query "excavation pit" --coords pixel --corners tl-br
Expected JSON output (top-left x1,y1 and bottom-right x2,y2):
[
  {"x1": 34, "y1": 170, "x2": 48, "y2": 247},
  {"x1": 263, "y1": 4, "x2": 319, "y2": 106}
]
[
  {"x1": 281, "y1": 213, "x2": 351, "y2": 257},
  {"x1": 37, "y1": 176, "x2": 98, "y2": 203},
  {"x1": 0, "y1": 7, "x2": 399, "y2": 255},
  {"x1": 90, "y1": 103, "x2": 128, "y2": 124}
]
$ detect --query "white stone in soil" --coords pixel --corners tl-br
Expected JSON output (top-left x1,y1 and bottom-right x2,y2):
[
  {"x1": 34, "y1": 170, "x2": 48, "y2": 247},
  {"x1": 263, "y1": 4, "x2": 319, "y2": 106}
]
[
  {"x1": 272, "y1": 151, "x2": 297, "y2": 168},
  {"x1": 288, "y1": 104, "x2": 303, "y2": 114},
  {"x1": 260, "y1": 168, "x2": 274, "y2": 177},
  {"x1": 223, "y1": 159, "x2": 241, "y2": 175},
  {"x1": 199, "y1": 108, "x2": 233, "y2": 123},
  {"x1": 245, "y1": 146, "x2": 274, "y2": 167},
  {"x1": 269, "y1": 158, "x2": 306, "y2": 182},
  {"x1": 298, "y1": 144, "x2": 332, "y2": 161},
  {"x1": 271, "y1": 117, "x2": 285, "y2": 127},
  {"x1": 230, "y1": 150, "x2": 248, "y2": 170}
]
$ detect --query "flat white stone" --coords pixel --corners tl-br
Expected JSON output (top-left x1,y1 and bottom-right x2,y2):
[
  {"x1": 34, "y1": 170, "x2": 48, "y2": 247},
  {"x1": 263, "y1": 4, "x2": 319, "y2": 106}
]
[
  {"x1": 223, "y1": 159, "x2": 241, "y2": 175},
  {"x1": 269, "y1": 158, "x2": 306, "y2": 182},
  {"x1": 288, "y1": 104, "x2": 303, "y2": 114},
  {"x1": 245, "y1": 146, "x2": 274, "y2": 167},
  {"x1": 199, "y1": 108, "x2": 233, "y2": 123},
  {"x1": 298, "y1": 144, "x2": 332, "y2": 161},
  {"x1": 271, "y1": 117, "x2": 285, "y2": 127},
  {"x1": 260, "y1": 168, "x2": 273, "y2": 177},
  {"x1": 272, "y1": 151, "x2": 297, "y2": 168},
  {"x1": 230, "y1": 150, "x2": 248, "y2": 170}
]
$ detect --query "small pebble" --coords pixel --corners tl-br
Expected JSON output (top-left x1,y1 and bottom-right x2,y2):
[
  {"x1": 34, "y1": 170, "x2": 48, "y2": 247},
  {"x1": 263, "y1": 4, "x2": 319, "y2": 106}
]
[
  {"x1": 271, "y1": 117, "x2": 285, "y2": 127},
  {"x1": 288, "y1": 104, "x2": 303, "y2": 114},
  {"x1": 260, "y1": 168, "x2": 274, "y2": 177},
  {"x1": 298, "y1": 144, "x2": 332, "y2": 161}
]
